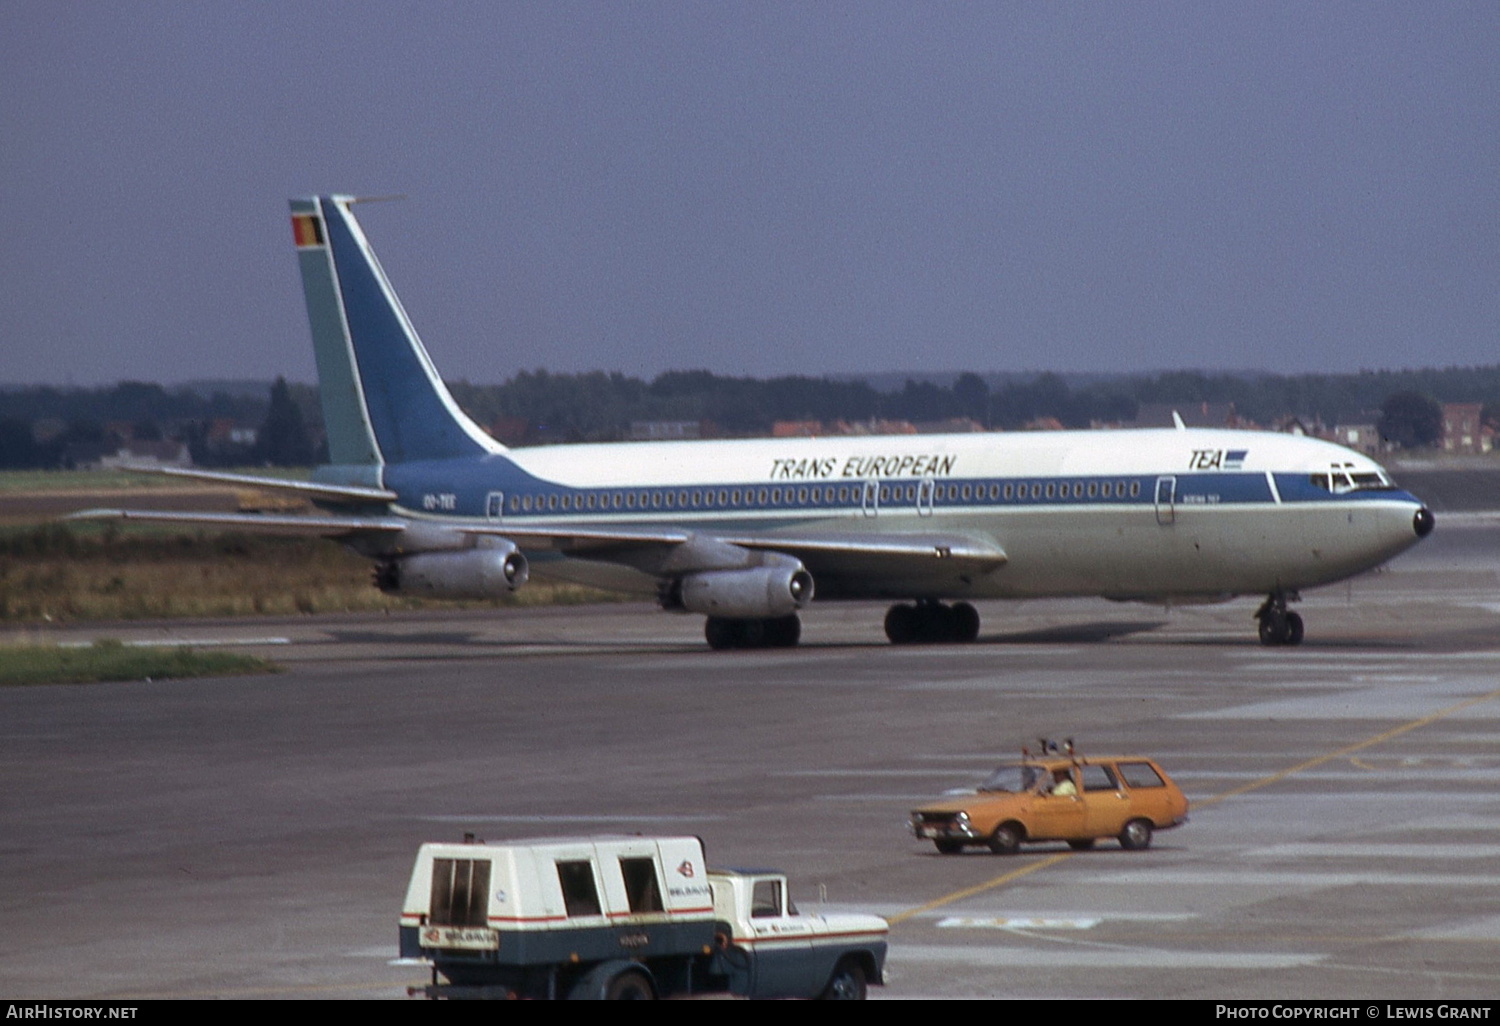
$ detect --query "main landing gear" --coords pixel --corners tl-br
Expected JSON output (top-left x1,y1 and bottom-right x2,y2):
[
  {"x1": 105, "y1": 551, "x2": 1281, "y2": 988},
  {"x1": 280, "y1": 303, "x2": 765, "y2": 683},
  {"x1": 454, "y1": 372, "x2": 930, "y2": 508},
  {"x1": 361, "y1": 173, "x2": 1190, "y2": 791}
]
[
  {"x1": 884, "y1": 600, "x2": 981, "y2": 645},
  {"x1": 704, "y1": 614, "x2": 801, "y2": 650},
  {"x1": 1255, "y1": 591, "x2": 1304, "y2": 647}
]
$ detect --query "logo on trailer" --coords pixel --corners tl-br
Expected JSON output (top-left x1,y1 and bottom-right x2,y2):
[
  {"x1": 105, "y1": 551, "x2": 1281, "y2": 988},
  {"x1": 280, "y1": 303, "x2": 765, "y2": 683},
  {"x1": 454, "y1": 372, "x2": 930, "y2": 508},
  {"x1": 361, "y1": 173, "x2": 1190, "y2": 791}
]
[{"x1": 677, "y1": 860, "x2": 696, "y2": 878}]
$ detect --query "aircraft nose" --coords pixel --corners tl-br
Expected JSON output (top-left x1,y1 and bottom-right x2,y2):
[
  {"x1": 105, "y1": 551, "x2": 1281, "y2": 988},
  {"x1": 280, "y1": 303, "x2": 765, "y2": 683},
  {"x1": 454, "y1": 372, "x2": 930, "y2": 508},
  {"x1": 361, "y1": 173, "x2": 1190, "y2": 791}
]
[{"x1": 1413, "y1": 507, "x2": 1435, "y2": 538}]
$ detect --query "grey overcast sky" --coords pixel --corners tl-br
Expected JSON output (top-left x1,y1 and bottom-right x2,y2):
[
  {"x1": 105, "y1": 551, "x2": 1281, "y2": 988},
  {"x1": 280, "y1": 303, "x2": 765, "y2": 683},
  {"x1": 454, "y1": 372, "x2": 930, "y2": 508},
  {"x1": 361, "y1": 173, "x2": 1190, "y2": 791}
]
[{"x1": 2, "y1": 2, "x2": 1497, "y2": 387}]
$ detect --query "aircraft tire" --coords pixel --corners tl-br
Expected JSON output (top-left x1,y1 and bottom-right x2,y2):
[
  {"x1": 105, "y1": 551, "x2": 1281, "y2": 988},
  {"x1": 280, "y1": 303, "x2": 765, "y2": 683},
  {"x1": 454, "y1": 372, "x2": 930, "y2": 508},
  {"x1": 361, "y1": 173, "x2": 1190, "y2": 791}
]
[
  {"x1": 1284, "y1": 612, "x2": 1304, "y2": 646},
  {"x1": 951, "y1": 601, "x2": 980, "y2": 642},
  {"x1": 1258, "y1": 613, "x2": 1284, "y2": 646},
  {"x1": 1258, "y1": 610, "x2": 1305, "y2": 647},
  {"x1": 884, "y1": 604, "x2": 919, "y2": 644},
  {"x1": 705, "y1": 617, "x2": 739, "y2": 650},
  {"x1": 765, "y1": 614, "x2": 801, "y2": 648}
]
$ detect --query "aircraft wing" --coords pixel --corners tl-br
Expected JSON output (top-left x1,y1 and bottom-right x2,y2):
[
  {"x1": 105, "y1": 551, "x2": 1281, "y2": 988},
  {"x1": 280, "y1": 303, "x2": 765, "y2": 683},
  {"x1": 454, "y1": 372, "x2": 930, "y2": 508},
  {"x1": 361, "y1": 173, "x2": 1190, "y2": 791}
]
[
  {"x1": 456, "y1": 523, "x2": 1002, "y2": 565},
  {"x1": 457, "y1": 522, "x2": 1006, "y2": 590},
  {"x1": 731, "y1": 531, "x2": 1008, "y2": 596}
]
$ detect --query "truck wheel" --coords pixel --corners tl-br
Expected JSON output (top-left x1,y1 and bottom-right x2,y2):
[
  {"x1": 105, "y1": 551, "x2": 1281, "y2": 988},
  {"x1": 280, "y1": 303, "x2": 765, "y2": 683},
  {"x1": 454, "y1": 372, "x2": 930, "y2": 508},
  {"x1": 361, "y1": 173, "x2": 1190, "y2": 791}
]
[
  {"x1": 604, "y1": 970, "x2": 655, "y2": 1000},
  {"x1": 820, "y1": 959, "x2": 867, "y2": 1000}
]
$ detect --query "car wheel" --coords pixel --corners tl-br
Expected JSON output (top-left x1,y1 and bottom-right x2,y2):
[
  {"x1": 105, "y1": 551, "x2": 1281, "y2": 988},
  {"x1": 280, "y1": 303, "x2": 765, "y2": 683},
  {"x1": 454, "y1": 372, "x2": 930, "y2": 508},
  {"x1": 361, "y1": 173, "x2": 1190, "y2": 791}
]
[
  {"x1": 988, "y1": 822, "x2": 1022, "y2": 855},
  {"x1": 820, "y1": 959, "x2": 867, "y2": 1000},
  {"x1": 1066, "y1": 838, "x2": 1096, "y2": 851},
  {"x1": 1118, "y1": 818, "x2": 1153, "y2": 851}
]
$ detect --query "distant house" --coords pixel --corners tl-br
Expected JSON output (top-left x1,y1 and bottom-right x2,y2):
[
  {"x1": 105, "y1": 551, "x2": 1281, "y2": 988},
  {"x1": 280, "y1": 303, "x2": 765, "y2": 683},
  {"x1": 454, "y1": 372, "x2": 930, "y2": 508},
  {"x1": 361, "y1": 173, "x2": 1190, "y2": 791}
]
[
  {"x1": 827, "y1": 419, "x2": 917, "y2": 437},
  {"x1": 630, "y1": 420, "x2": 702, "y2": 441},
  {"x1": 1133, "y1": 402, "x2": 1245, "y2": 429},
  {"x1": 207, "y1": 418, "x2": 258, "y2": 447},
  {"x1": 1331, "y1": 424, "x2": 1381, "y2": 454},
  {"x1": 772, "y1": 420, "x2": 823, "y2": 438},
  {"x1": 1441, "y1": 403, "x2": 1491, "y2": 454},
  {"x1": 1272, "y1": 415, "x2": 1317, "y2": 437},
  {"x1": 97, "y1": 440, "x2": 192, "y2": 469},
  {"x1": 913, "y1": 417, "x2": 985, "y2": 435}
]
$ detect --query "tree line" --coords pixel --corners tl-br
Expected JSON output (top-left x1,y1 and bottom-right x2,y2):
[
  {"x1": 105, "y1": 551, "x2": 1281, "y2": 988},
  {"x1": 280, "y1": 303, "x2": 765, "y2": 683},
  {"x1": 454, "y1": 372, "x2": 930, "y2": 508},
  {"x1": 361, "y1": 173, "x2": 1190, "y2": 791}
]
[{"x1": 3, "y1": 366, "x2": 1498, "y2": 468}]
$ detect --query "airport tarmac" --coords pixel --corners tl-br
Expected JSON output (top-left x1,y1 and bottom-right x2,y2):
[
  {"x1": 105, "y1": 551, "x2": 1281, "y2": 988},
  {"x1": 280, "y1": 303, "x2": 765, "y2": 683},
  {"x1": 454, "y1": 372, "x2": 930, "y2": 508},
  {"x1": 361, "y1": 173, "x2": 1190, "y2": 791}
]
[{"x1": 2, "y1": 515, "x2": 1498, "y2": 999}]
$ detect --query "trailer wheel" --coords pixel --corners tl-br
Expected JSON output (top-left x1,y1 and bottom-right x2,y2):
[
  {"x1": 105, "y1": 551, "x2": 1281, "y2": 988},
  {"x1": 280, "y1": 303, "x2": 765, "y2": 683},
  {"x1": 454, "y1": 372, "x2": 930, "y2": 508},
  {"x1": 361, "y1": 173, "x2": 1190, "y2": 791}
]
[
  {"x1": 819, "y1": 958, "x2": 867, "y2": 1000},
  {"x1": 604, "y1": 969, "x2": 655, "y2": 1000}
]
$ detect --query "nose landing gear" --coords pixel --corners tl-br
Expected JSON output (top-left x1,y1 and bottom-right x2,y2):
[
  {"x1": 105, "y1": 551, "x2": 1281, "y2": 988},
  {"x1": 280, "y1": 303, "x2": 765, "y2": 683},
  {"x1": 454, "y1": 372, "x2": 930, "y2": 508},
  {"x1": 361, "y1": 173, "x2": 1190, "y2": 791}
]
[{"x1": 1255, "y1": 591, "x2": 1304, "y2": 646}]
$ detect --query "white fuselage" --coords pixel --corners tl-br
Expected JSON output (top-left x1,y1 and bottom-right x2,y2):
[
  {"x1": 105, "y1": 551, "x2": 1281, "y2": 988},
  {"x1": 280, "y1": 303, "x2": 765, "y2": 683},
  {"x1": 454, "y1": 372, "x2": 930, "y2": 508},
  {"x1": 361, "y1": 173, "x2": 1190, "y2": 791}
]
[{"x1": 385, "y1": 427, "x2": 1429, "y2": 604}]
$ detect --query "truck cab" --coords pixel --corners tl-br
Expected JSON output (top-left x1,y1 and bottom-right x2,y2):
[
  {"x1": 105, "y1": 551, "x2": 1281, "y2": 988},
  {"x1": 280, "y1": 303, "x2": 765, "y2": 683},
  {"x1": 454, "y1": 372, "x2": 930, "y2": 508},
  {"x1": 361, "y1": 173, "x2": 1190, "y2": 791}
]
[{"x1": 707, "y1": 868, "x2": 887, "y2": 999}]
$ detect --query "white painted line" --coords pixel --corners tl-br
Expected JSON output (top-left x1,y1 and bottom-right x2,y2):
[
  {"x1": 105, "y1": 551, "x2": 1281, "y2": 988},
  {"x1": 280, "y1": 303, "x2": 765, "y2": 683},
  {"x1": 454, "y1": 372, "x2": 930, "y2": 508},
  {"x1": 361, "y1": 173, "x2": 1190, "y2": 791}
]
[
  {"x1": 58, "y1": 637, "x2": 291, "y2": 648},
  {"x1": 1244, "y1": 843, "x2": 1500, "y2": 860},
  {"x1": 418, "y1": 814, "x2": 726, "y2": 824},
  {"x1": 1080, "y1": 870, "x2": 1500, "y2": 886},
  {"x1": 938, "y1": 916, "x2": 1100, "y2": 930},
  {"x1": 892, "y1": 944, "x2": 1323, "y2": 970}
]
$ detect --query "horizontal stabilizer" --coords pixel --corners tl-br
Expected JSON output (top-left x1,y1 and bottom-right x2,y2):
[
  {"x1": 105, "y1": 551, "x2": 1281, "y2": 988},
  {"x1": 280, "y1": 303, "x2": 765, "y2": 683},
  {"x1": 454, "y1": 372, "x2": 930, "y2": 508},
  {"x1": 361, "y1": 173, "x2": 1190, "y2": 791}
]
[
  {"x1": 65, "y1": 508, "x2": 406, "y2": 536},
  {"x1": 115, "y1": 464, "x2": 397, "y2": 504}
]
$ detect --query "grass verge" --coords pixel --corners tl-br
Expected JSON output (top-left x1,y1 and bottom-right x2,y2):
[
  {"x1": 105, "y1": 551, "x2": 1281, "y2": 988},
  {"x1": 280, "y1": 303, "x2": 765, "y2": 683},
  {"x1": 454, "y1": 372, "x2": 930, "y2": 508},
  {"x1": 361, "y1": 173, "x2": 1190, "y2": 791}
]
[
  {"x1": 0, "y1": 523, "x2": 620, "y2": 622},
  {"x1": 0, "y1": 639, "x2": 279, "y2": 686}
]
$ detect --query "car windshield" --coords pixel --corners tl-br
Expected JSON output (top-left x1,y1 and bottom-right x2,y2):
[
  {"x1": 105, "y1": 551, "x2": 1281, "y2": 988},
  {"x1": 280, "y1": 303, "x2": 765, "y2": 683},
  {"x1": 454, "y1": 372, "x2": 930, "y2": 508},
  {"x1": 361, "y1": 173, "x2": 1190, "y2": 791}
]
[{"x1": 978, "y1": 763, "x2": 1043, "y2": 793}]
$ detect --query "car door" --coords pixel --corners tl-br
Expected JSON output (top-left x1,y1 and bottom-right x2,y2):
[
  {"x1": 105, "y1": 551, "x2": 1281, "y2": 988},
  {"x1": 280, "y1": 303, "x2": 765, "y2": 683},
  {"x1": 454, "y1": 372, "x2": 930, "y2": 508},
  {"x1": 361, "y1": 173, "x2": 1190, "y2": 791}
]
[
  {"x1": 746, "y1": 877, "x2": 820, "y2": 997},
  {"x1": 1079, "y1": 763, "x2": 1131, "y2": 836},
  {"x1": 1026, "y1": 769, "x2": 1086, "y2": 840}
]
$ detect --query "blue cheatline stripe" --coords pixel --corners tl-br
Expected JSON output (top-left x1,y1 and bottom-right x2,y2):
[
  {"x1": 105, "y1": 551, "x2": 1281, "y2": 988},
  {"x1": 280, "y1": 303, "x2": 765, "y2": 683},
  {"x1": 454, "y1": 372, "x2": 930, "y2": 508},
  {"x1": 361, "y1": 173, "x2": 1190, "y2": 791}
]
[
  {"x1": 380, "y1": 465, "x2": 1409, "y2": 523},
  {"x1": 318, "y1": 198, "x2": 489, "y2": 464}
]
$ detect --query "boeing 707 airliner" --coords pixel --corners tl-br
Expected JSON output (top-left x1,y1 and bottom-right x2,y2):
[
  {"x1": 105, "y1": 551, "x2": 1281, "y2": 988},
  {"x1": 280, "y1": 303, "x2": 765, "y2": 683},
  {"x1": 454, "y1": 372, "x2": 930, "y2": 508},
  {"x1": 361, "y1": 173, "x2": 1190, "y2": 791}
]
[{"x1": 75, "y1": 195, "x2": 1435, "y2": 649}]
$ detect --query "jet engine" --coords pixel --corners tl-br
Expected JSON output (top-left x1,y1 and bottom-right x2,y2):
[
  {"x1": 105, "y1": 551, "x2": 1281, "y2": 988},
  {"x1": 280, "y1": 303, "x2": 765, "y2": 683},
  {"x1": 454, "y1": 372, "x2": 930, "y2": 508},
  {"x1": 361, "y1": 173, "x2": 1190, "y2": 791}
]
[
  {"x1": 376, "y1": 541, "x2": 529, "y2": 599},
  {"x1": 662, "y1": 564, "x2": 814, "y2": 619}
]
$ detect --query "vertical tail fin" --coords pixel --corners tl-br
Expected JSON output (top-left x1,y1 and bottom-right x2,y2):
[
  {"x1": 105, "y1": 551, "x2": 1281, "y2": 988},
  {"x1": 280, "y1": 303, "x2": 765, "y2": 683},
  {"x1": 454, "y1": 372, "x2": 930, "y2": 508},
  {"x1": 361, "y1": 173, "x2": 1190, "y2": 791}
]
[{"x1": 290, "y1": 195, "x2": 503, "y2": 466}]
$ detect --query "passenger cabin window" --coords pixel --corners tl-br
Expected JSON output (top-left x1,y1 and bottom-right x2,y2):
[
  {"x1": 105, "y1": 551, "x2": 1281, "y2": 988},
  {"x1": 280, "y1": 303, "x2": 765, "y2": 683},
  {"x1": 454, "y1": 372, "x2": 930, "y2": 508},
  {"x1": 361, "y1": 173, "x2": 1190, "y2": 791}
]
[
  {"x1": 556, "y1": 860, "x2": 602, "y2": 917},
  {"x1": 618, "y1": 857, "x2": 665, "y2": 914},
  {"x1": 430, "y1": 858, "x2": 491, "y2": 927},
  {"x1": 751, "y1": 879, "x2": 783, "y2": 918},
  {"x1": 1080, "y1": 765, "x2": 1119, "y2": 792},
  {"x1": 1117, "y1": 762, "x2": 1166, "y2": 789}
]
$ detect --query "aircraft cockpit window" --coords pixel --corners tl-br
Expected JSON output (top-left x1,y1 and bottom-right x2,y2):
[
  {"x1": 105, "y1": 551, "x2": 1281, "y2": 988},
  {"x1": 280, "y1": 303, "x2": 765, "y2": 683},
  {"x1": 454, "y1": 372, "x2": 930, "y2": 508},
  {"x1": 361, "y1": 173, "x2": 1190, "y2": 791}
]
[
  {"x1": 1350, "y1": 472, "x2": 1395, "y2": 491},
  {"x1": 1311, "y1": 468, "x2": 1393, "y2": 493}
]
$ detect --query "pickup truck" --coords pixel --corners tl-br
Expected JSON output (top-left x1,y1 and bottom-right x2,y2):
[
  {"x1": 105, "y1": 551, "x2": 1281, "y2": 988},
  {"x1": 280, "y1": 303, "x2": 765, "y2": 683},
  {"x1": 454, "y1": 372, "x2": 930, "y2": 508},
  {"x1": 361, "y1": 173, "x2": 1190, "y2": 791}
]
[{"x1": 399, "y1": 834, "x2": 888, "y2": 1000}]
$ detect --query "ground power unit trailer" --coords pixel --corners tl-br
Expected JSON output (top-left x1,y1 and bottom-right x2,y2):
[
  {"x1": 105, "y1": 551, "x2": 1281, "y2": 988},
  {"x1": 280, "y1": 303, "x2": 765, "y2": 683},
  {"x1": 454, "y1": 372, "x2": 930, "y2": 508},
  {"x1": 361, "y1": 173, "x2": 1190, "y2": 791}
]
[{"x1": 400, "y1": 835, "x2": 889, "y2": 1000}]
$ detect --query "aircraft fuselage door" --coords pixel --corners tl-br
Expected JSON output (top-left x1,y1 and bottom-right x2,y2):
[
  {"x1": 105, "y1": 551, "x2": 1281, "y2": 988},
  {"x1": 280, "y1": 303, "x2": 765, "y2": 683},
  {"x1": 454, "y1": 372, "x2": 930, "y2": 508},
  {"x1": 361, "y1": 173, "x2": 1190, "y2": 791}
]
[
  {"x1": 917, "y1": 476, "x2": 935, "y2": 517},
  {"x1": 861, "y1": 478, "x2": 880, "y2": 518},
  {"x1": 1154, "y1": 476, "x2": 1176, "y2": 525},
  {"x1": 486, "y1": 491, "x2": 505, "y2": 520}
]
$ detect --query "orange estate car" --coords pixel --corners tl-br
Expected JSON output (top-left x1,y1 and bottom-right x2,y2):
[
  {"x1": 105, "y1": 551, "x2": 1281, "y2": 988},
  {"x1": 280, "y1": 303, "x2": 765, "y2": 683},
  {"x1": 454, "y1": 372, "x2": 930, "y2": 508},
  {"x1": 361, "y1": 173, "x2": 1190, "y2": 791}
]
[{"x1": 909, "y1": 752, "x2": 1188, "y2": 855}]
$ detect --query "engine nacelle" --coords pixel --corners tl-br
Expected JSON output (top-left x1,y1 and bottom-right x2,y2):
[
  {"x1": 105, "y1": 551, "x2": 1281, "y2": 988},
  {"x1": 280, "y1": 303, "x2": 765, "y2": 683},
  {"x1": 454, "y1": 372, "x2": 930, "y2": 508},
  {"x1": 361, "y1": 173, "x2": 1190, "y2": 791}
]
[
  {"x1": 665, "y1": 565, "x2": 814, "y2": 619},
  {"x1": 378, "y1": 545, "x2": 529, "y2": 599}
]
